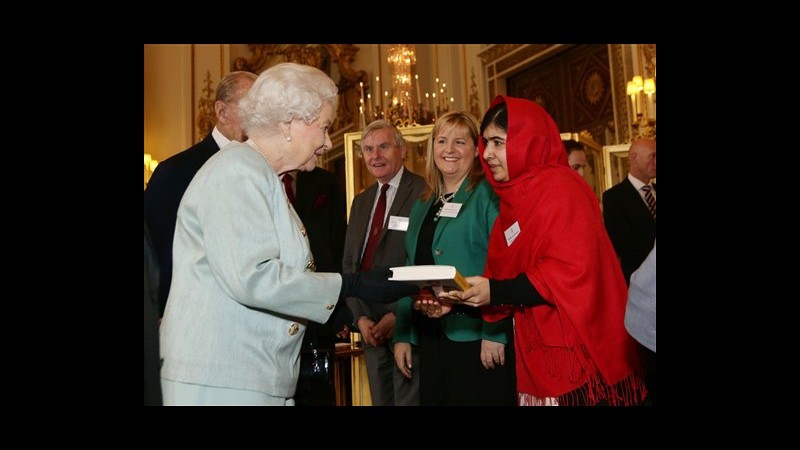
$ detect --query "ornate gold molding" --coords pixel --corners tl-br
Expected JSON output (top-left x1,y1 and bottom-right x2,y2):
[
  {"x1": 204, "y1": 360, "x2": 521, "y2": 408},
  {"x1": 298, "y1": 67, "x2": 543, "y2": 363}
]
[
  {"x1": 324, "y1": 44, "x2": 363, "y2": 82},
  {"x1": 477, "y1": 44, "x2": 523, "y2": 65},
  {"x1": 232, "y1": 44, "x2": 363, "y2": 80},
  {"x1": 609, "y1": 44, "x2": 630, "y2": 144},
  {"x1": 233, "y1": 44, "x2": 280, "y2": 73},
  {"x1": 231, "y1": 44, "x2": 365, "y2": 143},
  {"x1": 196, "y1": 70, "x2": 216, "y2": 142},
  {"x1": 642, "y1": 44, "x2": 656, "y2": 79},
  {"x1": 468, "y1": 67, "x2": 481, "y2": 120}
]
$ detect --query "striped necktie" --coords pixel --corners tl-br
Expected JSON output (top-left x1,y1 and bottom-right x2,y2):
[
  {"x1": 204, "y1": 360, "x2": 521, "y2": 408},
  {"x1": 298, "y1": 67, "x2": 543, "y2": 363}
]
[{"x1": 641, "y1": 184, "x2": 656, "y2": 221}]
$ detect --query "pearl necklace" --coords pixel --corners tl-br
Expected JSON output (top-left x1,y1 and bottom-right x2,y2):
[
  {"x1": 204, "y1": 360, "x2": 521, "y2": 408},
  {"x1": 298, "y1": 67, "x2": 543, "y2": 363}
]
[
  {"x1": 434, "y1": 192, "x2": 456, "y2": 222},
  {"x1": 246, "y1": 139, "x2": 270, "y2": 165}
]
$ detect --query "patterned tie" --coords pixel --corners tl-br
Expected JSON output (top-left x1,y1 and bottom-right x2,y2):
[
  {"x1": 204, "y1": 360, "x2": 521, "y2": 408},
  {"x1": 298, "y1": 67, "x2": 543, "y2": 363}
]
[
  {"x1": 361, "y1": 183, "x2": 389, "y2": 271},
  {"x1": 642, "y1": 184, "x2": 656, "y2": 221},
  {"x1": 282, "y1": 173, "x2": 295, "y2": 207}
]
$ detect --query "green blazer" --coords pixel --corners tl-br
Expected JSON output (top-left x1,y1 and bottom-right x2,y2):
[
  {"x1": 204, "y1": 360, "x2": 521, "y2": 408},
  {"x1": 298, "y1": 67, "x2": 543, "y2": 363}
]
[{"x1": 393, "y1": 177, "x2": 511, "y2": 345}]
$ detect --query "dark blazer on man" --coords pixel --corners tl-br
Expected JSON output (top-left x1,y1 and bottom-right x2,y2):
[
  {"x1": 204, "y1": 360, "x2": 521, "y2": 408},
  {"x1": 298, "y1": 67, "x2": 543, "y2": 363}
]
[
  {"x1": 295, "y1": 168, "x2": 347, "y2": 275},
  {"x1": 293, "y1": 167, "x2": 349, "y2": 406},
  {"x1": 602, "y1": 178, "x2": 656, "y2": 284},
  {"x1": 143, "y1": 132, "x2": 219, "y2": 316}
]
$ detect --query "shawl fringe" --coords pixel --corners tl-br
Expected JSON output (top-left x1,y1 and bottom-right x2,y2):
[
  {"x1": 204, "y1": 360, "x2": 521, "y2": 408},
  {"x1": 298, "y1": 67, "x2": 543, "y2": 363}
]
[{"x1": 518, "y1": 371, "x2": 647, "y2": 406}]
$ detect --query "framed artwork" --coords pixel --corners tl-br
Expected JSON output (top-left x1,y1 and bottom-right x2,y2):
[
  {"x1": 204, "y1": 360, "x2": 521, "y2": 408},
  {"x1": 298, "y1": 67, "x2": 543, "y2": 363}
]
[
  {"x1": 602, "y1": 143, "x2": 631, "y2": 191},
  {"x1": 344, "y1": 124, "x2": 434, "y2": 219}
]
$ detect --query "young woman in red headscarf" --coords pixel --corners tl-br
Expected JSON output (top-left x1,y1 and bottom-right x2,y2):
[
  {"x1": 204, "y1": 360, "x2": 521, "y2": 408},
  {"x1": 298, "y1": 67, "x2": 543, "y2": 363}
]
[{"x1": 437, "y1": 96, "x2": 647, "y2": 406}]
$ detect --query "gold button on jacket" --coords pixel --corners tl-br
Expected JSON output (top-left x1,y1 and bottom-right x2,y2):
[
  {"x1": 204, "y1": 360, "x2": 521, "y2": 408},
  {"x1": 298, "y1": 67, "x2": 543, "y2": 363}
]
[{"x1": 288, "y1": 323, "x2": 299, "y2": 335}]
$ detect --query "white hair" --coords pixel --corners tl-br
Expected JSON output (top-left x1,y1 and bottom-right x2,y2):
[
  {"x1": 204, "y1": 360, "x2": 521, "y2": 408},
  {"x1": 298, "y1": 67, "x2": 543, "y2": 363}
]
[{"x1": 239, "y1": 62, "x2": 338, "y2": 135}]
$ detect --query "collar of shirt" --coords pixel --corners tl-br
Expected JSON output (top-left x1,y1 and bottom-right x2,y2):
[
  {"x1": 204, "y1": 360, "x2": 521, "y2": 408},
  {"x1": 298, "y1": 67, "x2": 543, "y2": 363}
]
[
  {"x1": 211, "y1": 126, "x2": 232, "y2": 150},
  {"x1": 628, "y1": 172, "x2": 655, "y2": 202}
]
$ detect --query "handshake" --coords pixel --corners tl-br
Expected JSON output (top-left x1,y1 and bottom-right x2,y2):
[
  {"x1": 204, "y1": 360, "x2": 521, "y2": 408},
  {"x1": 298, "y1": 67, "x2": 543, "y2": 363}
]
[{"x1": 339, "y1": 267, "x2": 420, "y2": 304}]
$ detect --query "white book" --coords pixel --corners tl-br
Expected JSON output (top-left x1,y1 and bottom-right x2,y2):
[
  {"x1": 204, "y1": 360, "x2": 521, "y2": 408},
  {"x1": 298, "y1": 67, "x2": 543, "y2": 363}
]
[{"x1": 389, "y1": 265, "x2": 470, "y2": 294}]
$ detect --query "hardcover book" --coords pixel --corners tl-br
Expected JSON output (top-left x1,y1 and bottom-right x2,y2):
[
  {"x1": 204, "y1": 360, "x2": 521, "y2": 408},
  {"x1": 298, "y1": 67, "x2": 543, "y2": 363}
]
[{"x1": 389, "y1": 265, "x2": 470, "y2": 294}]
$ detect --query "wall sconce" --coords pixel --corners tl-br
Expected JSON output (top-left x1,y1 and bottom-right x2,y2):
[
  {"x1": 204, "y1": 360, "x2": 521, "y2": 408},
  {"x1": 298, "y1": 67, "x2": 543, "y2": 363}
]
[
  {"x1": 144, "y1": 153, "x2": 159, "y2": 189},
  {"x1": 626, "y1": 45, "x2": 656, "y2": 140}
]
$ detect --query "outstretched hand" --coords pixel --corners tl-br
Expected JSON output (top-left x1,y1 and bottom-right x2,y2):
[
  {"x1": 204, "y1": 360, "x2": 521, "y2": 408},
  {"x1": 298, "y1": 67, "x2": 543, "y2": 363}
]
[
  {"x1": 438, "y1": 275, "x2": 491, "y2": 307},
  {"x1": 413, "y1": 288, "x2": 452, "y2": 318},
  {"x1": 340, "y1": 267, "x2": 420, "y2": 303}
]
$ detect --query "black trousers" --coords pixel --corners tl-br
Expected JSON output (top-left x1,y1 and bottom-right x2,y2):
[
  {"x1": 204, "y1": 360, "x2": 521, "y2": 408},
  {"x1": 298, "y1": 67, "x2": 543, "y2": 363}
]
[{"x1": 416, "y1": 313, "x2": 516, "y2": 406}]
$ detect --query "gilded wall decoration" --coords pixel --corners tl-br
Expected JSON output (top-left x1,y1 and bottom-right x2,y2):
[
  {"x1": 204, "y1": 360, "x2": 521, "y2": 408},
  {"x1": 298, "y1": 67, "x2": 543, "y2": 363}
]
[
  {"x1": 232, "y1": 44, "x2": 366, "y2": 158},
  {"x1": 233, "y1": 44, "x2": 281, "y2": 73},
  {"x1": 496, "y1": 44, "x2": 557, "y2": 75},
  {"x1": 477, "y1": 44, "x2": 523, "y2": 65},
  {"x1": 196, "y1": 70, "x2": 216, "y2": 143},
  {"x1": 642, "y1": 44, "x2": 656, "y2": 78},
  {"x1": 468, "y1": 68, "x2": 482, "y2": 120},
  {"x1": 609, "y1": 44, "x2": 630, "y2": 144}
]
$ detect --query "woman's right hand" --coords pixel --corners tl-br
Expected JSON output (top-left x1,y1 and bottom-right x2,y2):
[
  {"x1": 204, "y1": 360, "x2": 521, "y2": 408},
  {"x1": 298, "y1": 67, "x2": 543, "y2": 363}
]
[
  {"x1": 394, "y1": 342, "x2": 413, "y2": 379},
  {"x1": 439, "y1": 276, "x2": 491, "y2": 307}
]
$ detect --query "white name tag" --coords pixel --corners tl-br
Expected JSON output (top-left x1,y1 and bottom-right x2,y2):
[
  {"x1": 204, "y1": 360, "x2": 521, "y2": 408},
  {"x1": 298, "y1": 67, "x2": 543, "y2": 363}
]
[
  {"x1": 439, "y1": 202, "x2": 462, "y2": 218},
  {"x1": 388, "y1": 215, "x2": 409, "y2": 231},
  {"x1": 504, "y1": 221, "x2": 521, "y2": 247}
]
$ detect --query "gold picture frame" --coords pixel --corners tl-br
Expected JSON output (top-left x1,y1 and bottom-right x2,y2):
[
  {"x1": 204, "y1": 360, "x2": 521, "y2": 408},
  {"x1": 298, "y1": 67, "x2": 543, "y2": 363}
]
[
  {"x1": 561, "y1": 131, "x2": 605, "y2": 203},
  {"x1": 344, "y1": 124, "x2": 435, "y2": 219},
  {"x1": 602, "y1": 143, "x2": 631, "y2": 191}
]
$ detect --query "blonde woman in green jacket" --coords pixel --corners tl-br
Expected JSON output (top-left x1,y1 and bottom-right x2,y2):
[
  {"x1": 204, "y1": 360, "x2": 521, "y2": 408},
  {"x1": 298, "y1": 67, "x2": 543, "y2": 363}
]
[{"x1": 393, "y1": 112, "x2": 515, "y2": 405}]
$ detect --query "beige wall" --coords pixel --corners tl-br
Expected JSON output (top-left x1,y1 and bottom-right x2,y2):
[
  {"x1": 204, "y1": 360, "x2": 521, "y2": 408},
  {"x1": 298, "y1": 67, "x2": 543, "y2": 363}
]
[
  {"x1": 144, "y1": 44, "x2": 234, "y2": 164},
  {"x1": 144, "y1": 44, "x2": 487, "y2": 167},
  {"x1": 144, "y1": 45, "x2": 192, "y2": 163}
]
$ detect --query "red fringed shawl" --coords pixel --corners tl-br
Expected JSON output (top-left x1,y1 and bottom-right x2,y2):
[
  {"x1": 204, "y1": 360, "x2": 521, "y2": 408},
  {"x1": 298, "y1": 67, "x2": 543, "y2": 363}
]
[{"x1": 479, "y1": 96, "x2": 646, "y2": 405}]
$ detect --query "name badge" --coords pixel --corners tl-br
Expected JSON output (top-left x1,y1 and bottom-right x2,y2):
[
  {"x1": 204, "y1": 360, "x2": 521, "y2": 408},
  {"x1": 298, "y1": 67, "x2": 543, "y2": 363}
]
[
  {"x1": 388, "y1": 215, "x2": 409, "y2": 231},
  {"x1": 439, "y1": 202, "x2": 462, "y2": 218},
  {"x1": 504, "y1": 221, "x2": 520, "y2": 247}
]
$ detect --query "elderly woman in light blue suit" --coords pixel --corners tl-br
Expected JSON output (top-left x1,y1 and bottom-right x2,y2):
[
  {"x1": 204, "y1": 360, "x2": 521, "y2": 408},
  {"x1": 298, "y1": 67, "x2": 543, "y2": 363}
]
[
  {"x1": 159, "y1": 63, "x2": 415, "y2": 406},
  {"x1": 392, "y1": 112, "x2": 516, "y2": 405}
]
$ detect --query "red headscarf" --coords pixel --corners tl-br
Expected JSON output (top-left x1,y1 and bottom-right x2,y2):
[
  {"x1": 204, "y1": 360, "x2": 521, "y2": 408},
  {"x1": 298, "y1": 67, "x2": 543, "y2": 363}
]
[{"x1": 479, "y1": 96, "x2": 646, "y2": 405}]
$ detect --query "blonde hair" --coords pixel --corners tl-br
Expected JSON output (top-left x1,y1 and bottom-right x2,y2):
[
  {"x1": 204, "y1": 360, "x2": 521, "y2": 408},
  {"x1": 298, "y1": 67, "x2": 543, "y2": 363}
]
[{"x1": 422, "y1": 111, "x2": 484, "y2": 201}]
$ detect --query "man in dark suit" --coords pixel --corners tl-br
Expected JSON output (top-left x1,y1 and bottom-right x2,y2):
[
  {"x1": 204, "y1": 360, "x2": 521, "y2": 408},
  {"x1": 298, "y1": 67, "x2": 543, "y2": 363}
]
[
  {"x1": 343, "y1": 120, "x2": 425, "y2": 406},
  {"x1": 143, "y1": 71, "x2": 256, "y2": 316},
  {"x1": 286, "y1": 167, "x2": 350, "y2": 406},
  {"x1": 602, "y1": 137, "x2": 656, "y2": 284}
]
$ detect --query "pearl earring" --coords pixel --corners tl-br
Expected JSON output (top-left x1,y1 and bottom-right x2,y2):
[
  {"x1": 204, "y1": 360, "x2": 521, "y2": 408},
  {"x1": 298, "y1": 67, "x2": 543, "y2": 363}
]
[{"x1": 286, "y1": 136, "x2": 292, "y2": 142}]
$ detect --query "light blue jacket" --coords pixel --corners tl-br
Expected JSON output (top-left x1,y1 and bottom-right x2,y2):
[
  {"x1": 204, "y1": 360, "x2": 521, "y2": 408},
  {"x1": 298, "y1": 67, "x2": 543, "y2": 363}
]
[{"x1": 160, "y1": 142, "x2": 341, "y2": 398}]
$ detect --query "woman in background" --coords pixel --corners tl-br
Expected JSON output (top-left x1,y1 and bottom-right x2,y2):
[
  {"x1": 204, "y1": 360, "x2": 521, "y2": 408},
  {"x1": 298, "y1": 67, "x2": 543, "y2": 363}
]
[{"x1": 393, "y1": 111, "x2": 515, "y2": 405}]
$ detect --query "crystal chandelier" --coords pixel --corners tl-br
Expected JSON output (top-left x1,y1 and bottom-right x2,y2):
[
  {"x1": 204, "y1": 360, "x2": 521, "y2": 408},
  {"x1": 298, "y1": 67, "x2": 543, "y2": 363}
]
[{"x1": 357, "y1": 44, "x2": 454, "y2": 129}]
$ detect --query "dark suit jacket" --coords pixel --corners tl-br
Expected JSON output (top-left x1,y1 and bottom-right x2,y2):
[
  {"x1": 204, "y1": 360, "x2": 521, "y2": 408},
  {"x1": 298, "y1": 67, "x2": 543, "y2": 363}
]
[
  {"x1": 294, "y1": 167, "x2": 350, "y2": 336},
  {"x1": 143, "y1": 132, "x2": 219, "y2": 316},
  {"x1": 602, "y1": 178, "x2": 656, "y2": 284},
  {"x1": 343, "y1": 168, "x2": 425, "y2": 323},
  {"x1": 293, "y1": 167, "x2": 348, "y2": 406}
]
